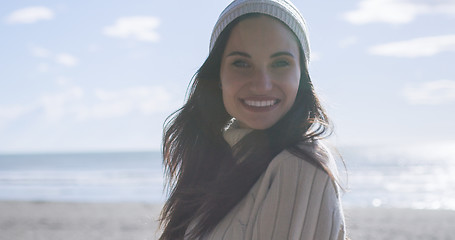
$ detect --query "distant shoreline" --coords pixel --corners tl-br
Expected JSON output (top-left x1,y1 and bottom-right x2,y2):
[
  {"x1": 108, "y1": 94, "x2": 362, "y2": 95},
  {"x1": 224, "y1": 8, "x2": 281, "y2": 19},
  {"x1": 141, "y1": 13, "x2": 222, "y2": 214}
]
[{"x1": 2, "y1": 201, "x2": 455, "y2": 240}]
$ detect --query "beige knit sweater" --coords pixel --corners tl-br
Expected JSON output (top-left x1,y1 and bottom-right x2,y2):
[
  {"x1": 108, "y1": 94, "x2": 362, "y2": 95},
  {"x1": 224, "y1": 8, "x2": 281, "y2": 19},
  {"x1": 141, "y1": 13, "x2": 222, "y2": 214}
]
[{"x1": 186, "y1": 127, "x2": 346, "y2": 240}]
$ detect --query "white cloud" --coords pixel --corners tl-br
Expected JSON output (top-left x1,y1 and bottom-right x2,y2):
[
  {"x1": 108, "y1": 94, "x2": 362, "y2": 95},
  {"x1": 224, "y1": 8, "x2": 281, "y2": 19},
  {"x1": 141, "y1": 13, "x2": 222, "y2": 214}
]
[
  {"x1": 8, "y1": 85, "x2": 176, "y2": 124},
  {"x1": 55, "y1": 53, "x2": 79, "y2": 67},
  {"x1": 343, "y1": 0, "x2": 455, "y2": 25},
  {"x1": 40, "y1": 86, "x2": 85, "y2": 121},
  {"x1": 30, "y1": 46, "x2": 51, "y2": 58},
  {"x1": 103, "y1": 16, "x2": 161, "y2": 42},
  {"x1": 86, "y1": 86, "x2": 177, "y2": 119},
  {"x1": 5, "y1": 6, "x2": 54, "y2": 24},
  {"x1": 403, "y1": 80, "x2": 455, "y2": 105},
  {"x1": 1, "y1": 85, "x2": 178, "y2": 126},
  {"x1": 434, "y1": 3, "x2": 455, "y2": 15},
  {"x1": 36, "y1": 63, "x2": 50, "y2": 73},
  {"x1": 29, "y1": 46, "x2": 79, "y2": 68},
  {"x1": 0, "y1": 104, "x2": 34, "y2": 128},
  {"x1": 368, "y1": 34, "x2": 455, "y2": 57},
  {"x1": 88, "y1": 86, "x2": 175, "y2": 119},
  {"x1": 55, "y1": 76, "x2": 71, "y2": 86}
]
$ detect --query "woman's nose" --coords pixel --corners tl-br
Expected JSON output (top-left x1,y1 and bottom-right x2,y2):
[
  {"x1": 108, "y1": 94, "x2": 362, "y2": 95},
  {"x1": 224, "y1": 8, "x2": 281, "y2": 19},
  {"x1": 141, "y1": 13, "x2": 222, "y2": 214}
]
[{"x1": 249, "y1": 69, "x2": 273, "y2": 93}]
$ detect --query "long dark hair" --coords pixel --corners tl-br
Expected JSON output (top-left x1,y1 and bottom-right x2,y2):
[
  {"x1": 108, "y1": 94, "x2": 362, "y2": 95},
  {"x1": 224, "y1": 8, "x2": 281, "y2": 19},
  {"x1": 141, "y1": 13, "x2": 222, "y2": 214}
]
[{"x1": 159, "y1": 14, "x2": 335, "y2": 240}]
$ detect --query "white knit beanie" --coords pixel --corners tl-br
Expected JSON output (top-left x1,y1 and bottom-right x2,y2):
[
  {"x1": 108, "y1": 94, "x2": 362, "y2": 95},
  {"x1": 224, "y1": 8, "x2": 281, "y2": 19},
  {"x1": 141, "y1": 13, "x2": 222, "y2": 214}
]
[{"x1": 210, "y1": 0, "x2": 310, "y2": 65}]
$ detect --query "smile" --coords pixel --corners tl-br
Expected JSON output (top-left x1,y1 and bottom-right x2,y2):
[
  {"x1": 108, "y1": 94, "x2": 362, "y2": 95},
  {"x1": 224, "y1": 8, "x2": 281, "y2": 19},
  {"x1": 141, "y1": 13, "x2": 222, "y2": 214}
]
[{"x1": 243, "y1": 99, "x2": 280, "y2": 107}]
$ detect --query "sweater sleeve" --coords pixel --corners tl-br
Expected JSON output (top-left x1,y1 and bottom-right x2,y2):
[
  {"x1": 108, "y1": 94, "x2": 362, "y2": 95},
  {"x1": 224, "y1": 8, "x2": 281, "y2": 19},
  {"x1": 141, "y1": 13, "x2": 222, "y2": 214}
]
[{"x1": 250, "y1": 152, "x2": 345, "y2": 240}]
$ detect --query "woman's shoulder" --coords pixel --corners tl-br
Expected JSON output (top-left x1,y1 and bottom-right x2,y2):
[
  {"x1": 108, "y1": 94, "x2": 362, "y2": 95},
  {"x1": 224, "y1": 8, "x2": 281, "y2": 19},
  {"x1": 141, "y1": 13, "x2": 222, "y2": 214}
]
[
  {"x1": 268, "y1": 140, "x2": 336, "y2": 176},
  {"x1": 264, "y1": 141, "x2": 341, "y2": 190}
]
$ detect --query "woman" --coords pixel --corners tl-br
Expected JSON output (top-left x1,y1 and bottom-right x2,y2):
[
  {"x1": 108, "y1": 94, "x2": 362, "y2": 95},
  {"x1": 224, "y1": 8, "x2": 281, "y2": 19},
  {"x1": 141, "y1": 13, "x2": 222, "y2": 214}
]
[{"x1": 159, "y1": 0, "x2": 346, "y2": 239}]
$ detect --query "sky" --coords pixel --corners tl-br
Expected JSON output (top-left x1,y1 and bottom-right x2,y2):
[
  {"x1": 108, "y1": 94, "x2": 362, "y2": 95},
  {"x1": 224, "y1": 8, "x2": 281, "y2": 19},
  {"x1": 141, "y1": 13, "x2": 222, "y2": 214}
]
[{"x1": 1, "y1": 0, "x2": 454, "y2": 153}]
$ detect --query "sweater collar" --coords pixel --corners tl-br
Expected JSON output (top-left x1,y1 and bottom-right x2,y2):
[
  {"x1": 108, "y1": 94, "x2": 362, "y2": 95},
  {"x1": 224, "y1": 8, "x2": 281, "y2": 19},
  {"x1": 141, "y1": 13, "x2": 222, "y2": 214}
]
[{"x1": 223, "y1": 121, "x2": 253, "y2": 147}]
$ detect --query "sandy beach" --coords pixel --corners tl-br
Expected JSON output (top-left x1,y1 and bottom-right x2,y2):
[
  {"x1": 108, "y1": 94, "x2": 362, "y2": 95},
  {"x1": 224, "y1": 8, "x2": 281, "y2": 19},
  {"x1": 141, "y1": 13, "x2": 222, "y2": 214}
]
[
  {"x1": 345, "y1": 207, "x2": 455, "y2": 240},
  {"x1": 1, "y1": 201, "x2": 455, "y2": 240},
  {"x1": 0, "y1": 201, "x2": 161, "y2": 240}
]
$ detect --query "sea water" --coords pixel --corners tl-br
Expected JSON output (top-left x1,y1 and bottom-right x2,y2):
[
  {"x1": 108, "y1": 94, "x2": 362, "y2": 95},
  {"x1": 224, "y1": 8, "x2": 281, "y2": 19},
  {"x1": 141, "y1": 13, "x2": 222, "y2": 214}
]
[
  {"x1": 340, "y1": 143, "x2": 455, "y2": 210},
  {"x1": 1, "y1": 145, "x2": 454, "y2": 209},
  {"x1": 0, "y1": 152, "x2": 164, "y2": 203}
]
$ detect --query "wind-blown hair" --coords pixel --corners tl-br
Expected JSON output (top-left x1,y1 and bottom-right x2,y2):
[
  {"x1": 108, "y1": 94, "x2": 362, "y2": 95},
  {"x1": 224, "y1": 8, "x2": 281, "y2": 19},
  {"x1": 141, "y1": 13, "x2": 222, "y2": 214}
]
[{"x1": 159, "y1": 14, "x2": 335, "y2": 240}]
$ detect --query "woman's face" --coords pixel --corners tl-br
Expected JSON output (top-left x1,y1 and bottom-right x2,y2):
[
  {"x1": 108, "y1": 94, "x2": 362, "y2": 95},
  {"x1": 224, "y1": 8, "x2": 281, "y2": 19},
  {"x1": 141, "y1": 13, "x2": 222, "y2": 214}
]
[{"x1": 220, "y1": 15, "x2": 301, "y2": 130}]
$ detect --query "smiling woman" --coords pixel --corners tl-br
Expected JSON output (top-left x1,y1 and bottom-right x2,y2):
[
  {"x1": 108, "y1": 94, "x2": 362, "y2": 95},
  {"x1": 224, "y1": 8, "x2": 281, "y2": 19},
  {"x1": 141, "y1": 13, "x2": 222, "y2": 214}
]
[
  {"x1": 159, "y1": 0, "x2": 346, "y2": 239},
  {"x1": 220, "y1": 16, "x2": 301, "y2": 130}
]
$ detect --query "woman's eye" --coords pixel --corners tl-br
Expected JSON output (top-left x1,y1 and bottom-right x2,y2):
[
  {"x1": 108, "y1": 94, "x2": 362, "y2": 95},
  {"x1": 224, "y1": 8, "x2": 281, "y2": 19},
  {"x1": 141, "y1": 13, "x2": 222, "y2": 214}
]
[
  {"x1": 272, "y1": 60, "x2": 290, "y2": 68},
  {"x1": 232, "y1": 60, "x2": 249, "y2": 68}
]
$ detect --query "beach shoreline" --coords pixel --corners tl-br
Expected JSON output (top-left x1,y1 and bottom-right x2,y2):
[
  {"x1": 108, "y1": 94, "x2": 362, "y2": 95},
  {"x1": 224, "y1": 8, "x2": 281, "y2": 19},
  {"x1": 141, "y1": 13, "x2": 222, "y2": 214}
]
[{"x1": 1, "y1": 201, "x2": 455, "y2": 240}]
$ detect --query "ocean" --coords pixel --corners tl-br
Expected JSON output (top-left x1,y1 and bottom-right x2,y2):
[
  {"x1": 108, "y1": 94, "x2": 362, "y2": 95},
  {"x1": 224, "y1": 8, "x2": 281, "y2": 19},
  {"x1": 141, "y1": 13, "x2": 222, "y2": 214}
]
[
  {"x1": 1, "y1": 144, "x2": 454, "y2": 210},
  {"x1": 0, "y1": 152, "x2": 164, "y2": 203}
]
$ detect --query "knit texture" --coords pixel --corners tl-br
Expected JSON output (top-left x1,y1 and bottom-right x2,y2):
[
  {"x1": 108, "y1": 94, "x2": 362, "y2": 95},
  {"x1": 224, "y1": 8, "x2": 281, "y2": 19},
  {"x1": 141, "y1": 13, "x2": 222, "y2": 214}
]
[
  {"x1": 184, "y1": 127, "x2": 346, "y2": 239},
  {"x1": 210, "y1": 0, "x2": 311, "y2": 65}
]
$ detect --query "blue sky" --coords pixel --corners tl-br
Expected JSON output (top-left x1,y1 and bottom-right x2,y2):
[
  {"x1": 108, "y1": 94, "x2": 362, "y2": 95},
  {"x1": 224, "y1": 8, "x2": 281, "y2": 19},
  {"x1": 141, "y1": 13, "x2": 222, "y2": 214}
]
[{"x1": 1, "y1": 0, "x2": 454, "y2": 153}]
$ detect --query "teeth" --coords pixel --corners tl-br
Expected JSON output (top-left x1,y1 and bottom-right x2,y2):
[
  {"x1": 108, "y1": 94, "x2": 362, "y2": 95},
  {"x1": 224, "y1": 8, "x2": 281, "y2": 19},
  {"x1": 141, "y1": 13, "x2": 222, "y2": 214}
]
[{"x1": 244, "y1": 100, "x2": 277, "y2": 107}]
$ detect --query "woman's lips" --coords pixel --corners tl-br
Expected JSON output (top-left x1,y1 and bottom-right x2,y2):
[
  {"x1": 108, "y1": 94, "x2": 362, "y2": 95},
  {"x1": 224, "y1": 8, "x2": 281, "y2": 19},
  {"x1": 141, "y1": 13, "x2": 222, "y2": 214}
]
[
  {"x1": 243, "y1": 99, "x2": 278, "y2": 107},
  {"x1": 240, "y1": 98, "x2": 281, "y2": 112}
]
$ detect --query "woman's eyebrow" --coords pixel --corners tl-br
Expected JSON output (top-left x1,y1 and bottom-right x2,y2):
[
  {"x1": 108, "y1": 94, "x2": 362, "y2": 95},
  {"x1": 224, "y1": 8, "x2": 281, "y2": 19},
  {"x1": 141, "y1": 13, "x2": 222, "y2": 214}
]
[
  {"x1": 225, "y1": 51, "x2": 295, "y2": 58},
  {"x1": 270, "y1": 51, "x2": 295, "y2": 58},
  {"x1": 226, "y1": 51, "x2": 251, "y2": 58}
]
